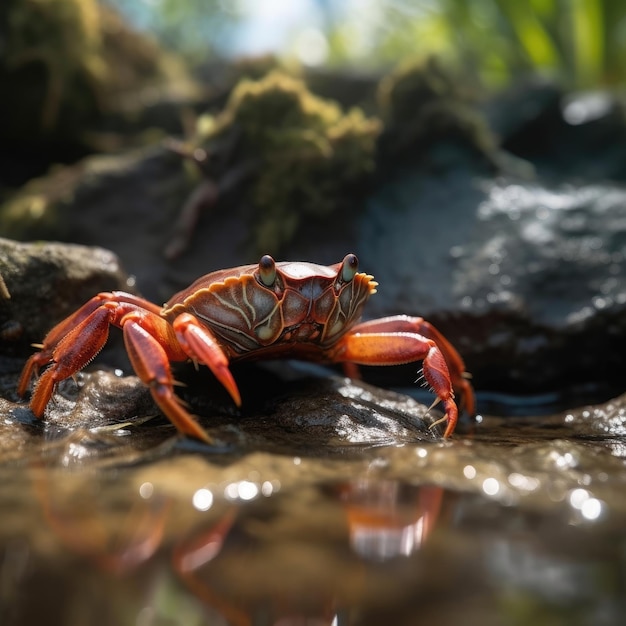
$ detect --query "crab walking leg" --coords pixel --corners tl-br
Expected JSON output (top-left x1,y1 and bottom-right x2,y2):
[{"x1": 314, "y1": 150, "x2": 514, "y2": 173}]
[
  {"x1": 122, "y1": 318, "x2": 212, "y2": 443},
  {"x1": 18, "y1": 297, "x2": 110, "y2": 396},
  {"x1": 333, "y1": 331, "x2": 459, "y2": 438},
  {"x1": 346, "y1": 316, "x2": 475, "y2": 416},
  {"x1": 20, "y1": 297, "x2": 212, "y2": 442},
  {"x1": 172, "y1": 313, "x2": 241, "y2": 407},
  {"x1": 26, "y1": 306, "x2": 114, "y2": 416},
  {"x1": 18, "y1": 292, "x2": 166, "y2": 396}
]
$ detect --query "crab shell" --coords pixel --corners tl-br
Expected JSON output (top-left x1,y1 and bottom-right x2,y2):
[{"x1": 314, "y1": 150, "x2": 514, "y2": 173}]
[{"x1": 163, "y1": 254, "x2": 378, "y2": 359}]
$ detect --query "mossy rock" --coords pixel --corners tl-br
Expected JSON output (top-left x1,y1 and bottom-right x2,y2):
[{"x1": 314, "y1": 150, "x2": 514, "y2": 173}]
[
  {"x1": 0, "y1": 0, "x2": 200, "y2": 153},
  {"x1": 195, "y1": 71, "x2": 382, "y2": 254},
  {"x1": 377, "y1": 56, "x2": 499, "y2": 166}
]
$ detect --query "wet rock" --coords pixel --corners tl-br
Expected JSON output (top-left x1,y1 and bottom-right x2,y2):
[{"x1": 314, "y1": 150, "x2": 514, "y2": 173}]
[
  {"x1": 192, "y1": 363, "x2": 439, "y2": 453},
  {"x1": 0, "y1": 238, "x2": 131, "y2": 356},
  {"x1": 359, "y1": 173, "x2": 626, "y2": 399},
  {"x1": 0, "y1": 354, "x2": 440, "y2": 467}
]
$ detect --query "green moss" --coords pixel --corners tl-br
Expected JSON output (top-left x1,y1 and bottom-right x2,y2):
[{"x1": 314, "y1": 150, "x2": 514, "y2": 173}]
[
  {"x1": 0, "y1": 0, "x2": 200, "y2": 142},
  {"x1": 2, "y1": 0, "x2": 105, "y2": 132},
  {"x1": 377, "y1": 56, "x2": 498, "y2": 164},
  {"x1": 199, "y1": 71, "x2": 381, "y2": 253}
]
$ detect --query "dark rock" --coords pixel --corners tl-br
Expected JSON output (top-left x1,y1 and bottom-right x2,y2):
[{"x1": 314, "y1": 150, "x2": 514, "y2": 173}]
[
  {"x1": 0, "y1": 353, "x2": 439, "y2": 466},
  {"x1": 357, "y1": 173, "x2": 626, "y2": 399},
  {"x1": 0, "y1": 238, "x2": 131, "y2": 356},
  {"x1": 491, "y1": 83, "x2": 626, "y2": 181}
]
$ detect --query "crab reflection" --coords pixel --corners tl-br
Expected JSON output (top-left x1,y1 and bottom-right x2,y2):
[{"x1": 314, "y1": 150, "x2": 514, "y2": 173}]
[
  {"x1": 31, "y1": 468, "x2": 170, "y2": 575},
  {"x1": 173, "y1": 479, "x2": 444, "y2": 625},
  {"x1": 336, "y1": 479, "x2": 443, "y2": 561},
  {"x1": 28, "y1": 468, "x2": 446, "y2": 625}
]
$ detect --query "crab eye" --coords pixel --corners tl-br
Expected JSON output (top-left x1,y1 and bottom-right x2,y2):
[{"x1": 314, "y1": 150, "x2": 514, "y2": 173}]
[
  {"x1": 258, "y1": 254, "x2": 276, "y2": 287},
  {"x1": 340, "y1": 253, "x2": 359, "y2": 283}
]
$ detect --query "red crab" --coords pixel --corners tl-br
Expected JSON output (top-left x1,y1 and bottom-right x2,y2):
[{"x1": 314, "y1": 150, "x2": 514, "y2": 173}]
[{"x1": 18, "y1": 254, "x2": 474, "y2": 442}]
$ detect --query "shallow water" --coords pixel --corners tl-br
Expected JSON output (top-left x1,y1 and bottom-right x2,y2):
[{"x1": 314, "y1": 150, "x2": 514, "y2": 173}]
[
  {"x1": 1, "y1": 355, "x2": 626, "y2": 625},
  {"x1": 2, "y1": 414, "x2": 626, "y2": 626}
]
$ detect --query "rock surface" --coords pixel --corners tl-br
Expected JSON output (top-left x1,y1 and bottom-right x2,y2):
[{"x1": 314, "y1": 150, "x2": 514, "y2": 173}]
[
  {"x1": 360, "y1": 173, "x2": 626, "y2": 398},
  {"x1": 0, "y1": 238, "x2": 131, "y2": 355}
]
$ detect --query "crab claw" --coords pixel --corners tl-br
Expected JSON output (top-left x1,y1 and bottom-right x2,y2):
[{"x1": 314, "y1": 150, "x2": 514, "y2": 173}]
[{"x1": 172, "y1": 313, "x2": 242, "y2": 407}]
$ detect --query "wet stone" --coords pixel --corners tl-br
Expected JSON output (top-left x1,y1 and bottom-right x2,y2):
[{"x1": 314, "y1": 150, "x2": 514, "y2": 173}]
[
  {"x1": 1, "y1": 357, "x2": 439, "y2": 467},
  {"x1": 0, "y1": 238, "x2": 131, "y2": 357},
  {"x1": 359, "y1": 173, "x2": 626, "y2": 399}
]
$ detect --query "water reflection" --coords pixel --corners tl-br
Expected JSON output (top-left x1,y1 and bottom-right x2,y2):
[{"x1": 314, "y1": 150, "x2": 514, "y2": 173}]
[
  {"x1": 336, "y1": 480, "x2": 442, "y2": 560},
  {"x1": 31, "y1": 467, "x2": 170, "y2": 574},
  {"x1": 0, "y1": 463, "x2": 623, "y2": 626},
  {"x1": 568, "y1": 488, "x2": 605, "y2": 522}
]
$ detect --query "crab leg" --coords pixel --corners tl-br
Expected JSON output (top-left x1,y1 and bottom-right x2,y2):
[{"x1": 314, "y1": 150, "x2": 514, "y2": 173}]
[
  {"x1": 343, "y1": 315, "x2": 475, "y2": 416},
  {"x1": 122, "y1": 315, "x2": 212, "y2": 443},
  {"x1": 18, "y1": 292, "x2": 163, "y2": 396},
  {"x1": 25, "y1": 305, "x2": 115, "y2": 417},
  {"x1": 18, "y1": 297, "x2": 216, "y2": 442},
  {"x1": 331, "y1": 330, "x2": 459, "y2": 437}
]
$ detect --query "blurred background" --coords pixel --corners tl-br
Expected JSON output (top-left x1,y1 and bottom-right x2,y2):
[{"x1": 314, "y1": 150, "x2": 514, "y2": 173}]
[
  {"x1": 2, "y1": 0, "x2": 626, "y2": 394},
  {"x1": 2, "y1": 0, "x2": 625, "y2": 187},
  {"x1": 104, "y1": 0, "x2": 625, "y2": 88}
]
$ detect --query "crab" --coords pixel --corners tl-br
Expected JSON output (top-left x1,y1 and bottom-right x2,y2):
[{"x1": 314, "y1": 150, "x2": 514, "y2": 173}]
[{"x1": 18, "y1": 254, "x2": 474, "y2": 442}]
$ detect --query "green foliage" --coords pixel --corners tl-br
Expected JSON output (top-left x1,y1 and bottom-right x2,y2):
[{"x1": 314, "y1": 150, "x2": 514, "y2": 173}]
[
  {"x1": 106, "y1": 1, "x2": 625, "y2": 89},
  {"x1": 326, "y1": 0, "x2": 626, "y2": 89}
]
